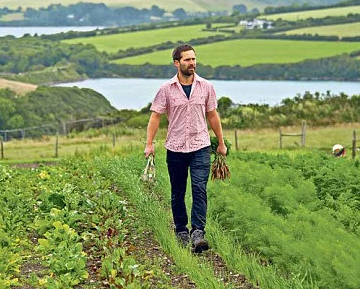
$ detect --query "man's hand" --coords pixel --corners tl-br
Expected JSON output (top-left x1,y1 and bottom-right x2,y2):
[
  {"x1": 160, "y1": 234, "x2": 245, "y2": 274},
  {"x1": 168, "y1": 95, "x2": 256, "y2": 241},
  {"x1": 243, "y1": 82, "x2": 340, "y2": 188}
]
[
  {"x1": 217, "y1": 142, "x2": 227, "y2": 156},
  {"x1": 144, "y1": 143, "x2": 155, "y2": 158}
]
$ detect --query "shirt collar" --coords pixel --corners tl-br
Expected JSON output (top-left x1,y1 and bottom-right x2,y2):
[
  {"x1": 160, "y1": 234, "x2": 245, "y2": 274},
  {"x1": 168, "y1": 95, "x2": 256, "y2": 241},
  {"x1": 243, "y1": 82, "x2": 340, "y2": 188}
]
[{"x1": 170, "y1": 73, "x2": 203, "y2": 85}]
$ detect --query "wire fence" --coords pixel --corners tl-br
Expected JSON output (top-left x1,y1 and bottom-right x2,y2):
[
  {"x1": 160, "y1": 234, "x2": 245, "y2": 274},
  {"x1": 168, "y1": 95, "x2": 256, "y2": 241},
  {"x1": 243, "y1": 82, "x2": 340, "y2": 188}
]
[{"x1": 0, "y1": 116, "x2": 119, "y2": 141}]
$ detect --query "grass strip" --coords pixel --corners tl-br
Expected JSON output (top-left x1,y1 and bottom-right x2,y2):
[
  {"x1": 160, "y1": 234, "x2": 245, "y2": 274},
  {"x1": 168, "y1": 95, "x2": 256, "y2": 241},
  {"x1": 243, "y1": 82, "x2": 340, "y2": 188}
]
[{"x1": 95, "y1": 153, "x2": 227, "y2": 289}]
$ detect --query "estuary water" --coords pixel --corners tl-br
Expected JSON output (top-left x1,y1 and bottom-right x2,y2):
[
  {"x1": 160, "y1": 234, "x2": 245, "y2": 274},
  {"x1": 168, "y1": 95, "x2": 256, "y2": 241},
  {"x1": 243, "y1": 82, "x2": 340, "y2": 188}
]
[
  {"x1": 0, "y1": 26, "x2": 105, "y2": 37},
  {"x1": 56, "y1": 78, "x2": 360, "y2": 110}
]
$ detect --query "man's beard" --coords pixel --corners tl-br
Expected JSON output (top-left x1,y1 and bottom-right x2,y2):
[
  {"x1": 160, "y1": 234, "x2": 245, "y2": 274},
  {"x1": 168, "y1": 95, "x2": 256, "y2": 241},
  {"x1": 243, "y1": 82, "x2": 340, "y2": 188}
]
[{"x1": 180, "y1": 65, "x2": 195, "y2": 77}]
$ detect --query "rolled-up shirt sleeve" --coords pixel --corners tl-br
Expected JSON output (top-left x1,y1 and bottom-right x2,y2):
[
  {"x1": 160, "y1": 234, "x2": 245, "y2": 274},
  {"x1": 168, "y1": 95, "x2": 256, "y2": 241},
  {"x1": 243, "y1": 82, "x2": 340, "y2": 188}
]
[
  {"x1": 206, "y1": 83, "x2": 218, "y2": 112},
  {"x1": 150, "y1": 86, "x2": 167, "y2": 114}
]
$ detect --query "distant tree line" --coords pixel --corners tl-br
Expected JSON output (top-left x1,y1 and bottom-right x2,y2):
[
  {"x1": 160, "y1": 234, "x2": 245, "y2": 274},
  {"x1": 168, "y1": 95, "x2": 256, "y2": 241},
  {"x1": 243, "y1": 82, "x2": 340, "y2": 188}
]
[
  {"x1": 107, "y1": 91, "x2": 360, "y2": 131},
  {"x1": 111, "y1": 53, "x2": 360, "y2": 82},
  {"x1": 0, "y1": 7, "x2": 21, "y2": 17},
  {"x1": 263, "y1": 0, "x2": 360, "y2": 15},
  {"x1": 270, "y1": 13, "x2": 360, "y2": 32},
  {"x1": 215, "y1": 91, "x2": 360, "y2": 129},
  {"x1": 0, "y1": 2, "x2": 221, "y2": 27}
]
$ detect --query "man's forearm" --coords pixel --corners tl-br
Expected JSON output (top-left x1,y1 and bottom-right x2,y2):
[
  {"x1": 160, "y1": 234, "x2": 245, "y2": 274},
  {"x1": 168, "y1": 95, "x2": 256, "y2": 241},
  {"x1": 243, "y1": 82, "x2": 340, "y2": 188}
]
[
  {"x1": 146, "y1": 112, "x2": 161, "y2": 145},
  {"x1": 207, "y1": 110, "x2": 227, "y2": 156},
  {"x1": 207, "y1": 110, "x2": 224, "y2": 144}
]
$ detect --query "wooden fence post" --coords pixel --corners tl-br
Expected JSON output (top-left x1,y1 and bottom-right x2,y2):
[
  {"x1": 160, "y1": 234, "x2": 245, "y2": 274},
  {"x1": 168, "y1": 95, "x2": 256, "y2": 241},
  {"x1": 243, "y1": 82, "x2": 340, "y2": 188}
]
[
  {"x1": 55, "y1": 133, "x2": 59, "y2": 158},
  {"x1": 62, "y1": 122, "x2": 67, "y2": 135},
  {"x1": 279, "y1": 124, "x2": 306, "y2": 149},
  {"x1": 301, "y1": 121, "x2": 306, "y2": 147},
  {"x1": 234, "y1": 130, "x2": 238, "y2": 150},
  {"x1": 352, "y1": 130, "x2": 356, "y2": 159},
  {"x1": 0, "y1": 136, "x2": 3, "y2": 159}
]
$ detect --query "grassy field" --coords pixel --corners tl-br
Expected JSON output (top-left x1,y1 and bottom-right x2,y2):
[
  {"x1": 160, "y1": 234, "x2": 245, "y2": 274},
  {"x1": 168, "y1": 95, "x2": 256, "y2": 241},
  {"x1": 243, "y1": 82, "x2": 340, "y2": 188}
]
[
  {"x1": 0, "y1": 0, "x2": 205, "y2": 11},
  {"x1": 283, "y1": 22, "x2": 360, "y2": 38},
  {"x1": 111, "y1": 39, "x2": 360, "y2": 67},
  {"x1": 1, "y1": 123, "x2": 359, "y2": 163},
  {"x1": 0, "y1": 0, "x2": 263, "y2": 12},
  {"x1": 0, "y1": 78, "x2": 37, "y2": 95},
  {"x1": 0, "y1": 12, "x2": 24, "y2": 21},
  {"x1": 62, "y1": 24, "x2": 228, "y2": 53},
  {"x1": 263, "y1": 5, "x2": 360, "y2": 21}
]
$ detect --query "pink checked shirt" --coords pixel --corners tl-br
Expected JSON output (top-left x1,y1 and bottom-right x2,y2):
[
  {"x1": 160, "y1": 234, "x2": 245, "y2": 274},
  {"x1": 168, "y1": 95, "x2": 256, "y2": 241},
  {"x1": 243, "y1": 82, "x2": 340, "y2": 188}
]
[{"x1": 150, "y1": 73, "x2": 218, "y2": 153}]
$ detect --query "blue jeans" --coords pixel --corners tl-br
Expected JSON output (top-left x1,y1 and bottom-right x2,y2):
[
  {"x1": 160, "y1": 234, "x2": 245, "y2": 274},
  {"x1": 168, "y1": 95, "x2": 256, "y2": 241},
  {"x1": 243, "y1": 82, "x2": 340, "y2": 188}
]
[{"x1": 166, "y1": 146, "x2": 211, "y2": 233}]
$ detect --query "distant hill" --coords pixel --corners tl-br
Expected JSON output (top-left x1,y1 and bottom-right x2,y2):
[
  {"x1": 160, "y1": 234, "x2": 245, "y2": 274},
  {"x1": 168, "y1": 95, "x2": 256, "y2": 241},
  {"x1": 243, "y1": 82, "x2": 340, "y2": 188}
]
[
  {"x1": 0, "y1": 0, "x2": 348, "y2": 12},
  {"x1": 0, "y1": 85, "x2": 117, "y2": 136}
]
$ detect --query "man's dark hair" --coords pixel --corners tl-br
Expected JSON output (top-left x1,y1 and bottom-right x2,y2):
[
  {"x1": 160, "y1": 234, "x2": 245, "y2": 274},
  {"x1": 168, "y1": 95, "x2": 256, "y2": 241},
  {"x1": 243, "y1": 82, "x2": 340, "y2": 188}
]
[{"x1": 172, "y1": 44, "x2": 195, "y2": 62}]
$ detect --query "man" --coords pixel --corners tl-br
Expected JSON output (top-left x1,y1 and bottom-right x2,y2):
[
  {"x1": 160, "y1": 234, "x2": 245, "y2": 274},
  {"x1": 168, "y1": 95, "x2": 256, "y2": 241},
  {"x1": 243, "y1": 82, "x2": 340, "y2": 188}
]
[{"x1": 144, "y1": 44, "x2": 227, "y2": 253}]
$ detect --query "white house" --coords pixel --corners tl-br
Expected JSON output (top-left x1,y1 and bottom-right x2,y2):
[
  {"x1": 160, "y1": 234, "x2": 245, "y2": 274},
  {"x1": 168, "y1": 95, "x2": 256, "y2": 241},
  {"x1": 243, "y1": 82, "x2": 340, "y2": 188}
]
[{"x1": 239, "y1": 18, "x2": 273, "y2": 29}]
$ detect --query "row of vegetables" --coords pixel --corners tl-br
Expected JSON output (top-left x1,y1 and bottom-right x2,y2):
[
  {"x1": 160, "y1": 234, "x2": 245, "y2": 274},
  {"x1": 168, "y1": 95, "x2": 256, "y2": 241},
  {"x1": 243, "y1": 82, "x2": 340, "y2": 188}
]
[
  {"x1": 1, "y1": 146, "x2": 360, "y2": 289},
  {"x1": 209, "y1": 152, "x2": 360, "y2": 289},
  {"x1": 0, "y1": 156, "x2": 149, "y2": 288}
]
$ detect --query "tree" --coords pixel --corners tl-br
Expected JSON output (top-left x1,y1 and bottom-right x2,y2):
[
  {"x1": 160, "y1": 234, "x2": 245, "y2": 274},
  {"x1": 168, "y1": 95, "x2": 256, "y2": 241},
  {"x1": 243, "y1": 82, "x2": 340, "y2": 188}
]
[
  {"x1": 233, "y1": 4, "x2": 247, "y2": 14},
  {"x1": 0, "y1": 90, "x2": 16, "y2": 129},
  {"x1": 150, "y1": 5, "x2": 165, "y2": 17},
  {"x1": 7, "y1": 114, "x2": 24, "y2": 129},
  {"x1": 217, "y1": 96, "x2": 234, "y2": 117},
  {"x1": 173, "y1": 8, "x2": 187, "y2": 20}
]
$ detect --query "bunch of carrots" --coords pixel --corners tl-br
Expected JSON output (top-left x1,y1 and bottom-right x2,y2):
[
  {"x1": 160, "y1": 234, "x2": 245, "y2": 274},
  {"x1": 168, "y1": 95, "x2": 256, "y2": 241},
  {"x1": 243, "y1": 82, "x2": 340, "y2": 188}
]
[
  {"x1": 210, "y1": 136, "x2": 231, "y2": 181},
  {"x1": 211, "y1": 153, "x2": 231, "y2": 181}
]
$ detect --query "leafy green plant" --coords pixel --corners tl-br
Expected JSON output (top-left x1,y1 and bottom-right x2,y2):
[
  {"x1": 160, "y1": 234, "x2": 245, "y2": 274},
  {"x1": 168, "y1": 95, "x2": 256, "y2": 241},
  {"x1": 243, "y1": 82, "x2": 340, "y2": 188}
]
[
  {"x1": 0, "y1": 247, "x2": 21, "y2": 288},
  {"x1": 100, "y1": 247, "x2": 143, "y2": 288},
  {"x1": 210, "y1": 136, "x2": 231, "y2": 156},
  {"x1": 37, "y1": 221, "x2": 88, "y2": 286},
  {"x1": 210, "y1": 152, "x2": 360, "y2": 289}
]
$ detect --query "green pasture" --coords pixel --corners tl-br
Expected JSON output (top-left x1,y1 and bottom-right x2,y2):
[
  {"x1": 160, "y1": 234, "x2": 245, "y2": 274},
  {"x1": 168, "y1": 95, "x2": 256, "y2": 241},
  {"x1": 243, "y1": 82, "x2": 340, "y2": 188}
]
[
  {"x1": 0, "y1": 0, "x2": 258, "y2": 12},
  {"x1": 0, "y1": 12, "x2": 24, "y2": 21},
  {"x1": 0, "y1": 0, "x2": 204, "y2": 11},
  {"x1": 263, "y1": 5, "x2": 360, "y2": 21},
  {"x1": 62, "y1": 24, "x2": 228, "y2": 53},
  {"x1": 283, "y1": 22, "x2": 360, "y2": 38},
  {"x1": 111, "y1": 39, "x2": 360, "y2": 67}
]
